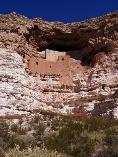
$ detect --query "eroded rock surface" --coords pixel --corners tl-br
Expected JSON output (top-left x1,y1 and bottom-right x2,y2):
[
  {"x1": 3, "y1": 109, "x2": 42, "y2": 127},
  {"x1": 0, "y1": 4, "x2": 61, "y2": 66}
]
[{"x1": 0, "y1": 12, "x2": 118, "y2": 118}]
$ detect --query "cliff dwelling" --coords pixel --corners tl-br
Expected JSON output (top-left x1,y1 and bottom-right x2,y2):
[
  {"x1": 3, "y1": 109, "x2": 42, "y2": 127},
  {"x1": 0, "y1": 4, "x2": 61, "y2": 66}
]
[
  {"x1": 25, "y1": 39, "x2": 111, "y2": 85},
  {"x1": 1, "y1": 13, "x2": 113, "y2": 86},
  {"x1": 25, "y1": 49, "x2": 89, "y2": 85},
  {"x1": 24, "y1": 30, "x2": 112, "y2": 86},
  {"x1": 0, "y1": 12, "x2": 118, "y2": 119}
]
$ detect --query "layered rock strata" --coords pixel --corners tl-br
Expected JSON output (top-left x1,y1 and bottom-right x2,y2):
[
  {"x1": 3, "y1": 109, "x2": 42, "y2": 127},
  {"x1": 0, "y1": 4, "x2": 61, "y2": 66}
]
[{"x1": 0, "y1": 12, "x2": 118, "y2": 118}]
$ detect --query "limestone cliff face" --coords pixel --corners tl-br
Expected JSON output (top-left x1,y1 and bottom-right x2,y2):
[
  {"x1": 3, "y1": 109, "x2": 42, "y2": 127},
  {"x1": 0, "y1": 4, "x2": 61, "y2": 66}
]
[
  {"x1": 0, "y1": 12, "x2": 118, "y2": 118},
  {"x1": 0, "y1": 48, "x2": 79, "y2": 117}
]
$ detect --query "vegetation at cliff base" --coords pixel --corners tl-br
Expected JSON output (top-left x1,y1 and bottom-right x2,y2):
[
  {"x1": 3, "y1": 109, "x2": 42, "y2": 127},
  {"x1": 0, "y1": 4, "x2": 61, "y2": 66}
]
[{"x1": 0, "y1": 115, "x2": 118, "y2": 157}]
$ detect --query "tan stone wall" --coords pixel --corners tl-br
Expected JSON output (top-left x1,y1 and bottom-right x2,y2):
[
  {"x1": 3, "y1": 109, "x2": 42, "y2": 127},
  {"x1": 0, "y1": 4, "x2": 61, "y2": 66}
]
[
  {"x1": 46, "y1": 49, "x2": 66, "y2": 62},
  {"x1": 28, "y1": 55, "x2": 69, "y2": 75},
  {"x1": 26, "y1": 49, "x2": 88, "y2": 85}
]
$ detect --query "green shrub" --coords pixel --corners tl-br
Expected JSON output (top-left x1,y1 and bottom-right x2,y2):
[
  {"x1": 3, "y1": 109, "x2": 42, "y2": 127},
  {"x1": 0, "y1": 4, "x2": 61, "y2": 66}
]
[
  {"x1": 8, "y1": 133, "x2": 36, "y2": 149},
  {"x1": 29, "y1": 116, "x2": 46, "y2": 146},
  {"x1": 10, "y1": 123, "x2": 26, "y2": 135},
  {"x1": 5, "y1": 145, "x2": 67, "y2": 157},
  {"x1": 0, "y1": 121, "x2": 9, "y2": 138},
  {"x1": 0, "y1": 147, "x2": 5, "y2": 157},
  {"x1": 84, "y1": 117, "x2": 116, "y2": 131},
  {"x1": 45, "y1": 121, "x2": 95, "y2": 156},
  {"x1": 1, "y1": 116, "x2": 118, "y2": 157}
]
